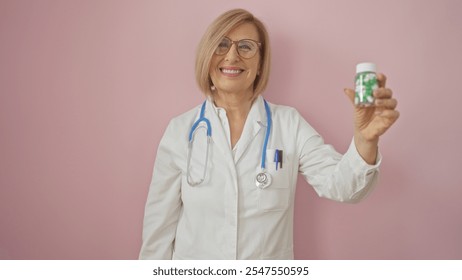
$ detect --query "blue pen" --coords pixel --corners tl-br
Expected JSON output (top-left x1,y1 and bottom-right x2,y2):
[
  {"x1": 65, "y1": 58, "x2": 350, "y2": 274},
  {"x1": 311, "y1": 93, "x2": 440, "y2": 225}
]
[{"x1": 274, "y1": 149, "x2": 279, "y2": 170}]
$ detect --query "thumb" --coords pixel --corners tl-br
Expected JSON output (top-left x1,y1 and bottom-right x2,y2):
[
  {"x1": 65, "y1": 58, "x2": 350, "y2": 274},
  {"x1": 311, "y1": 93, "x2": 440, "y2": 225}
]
[{"x1": 344, "y1": 88, "x2": 355, "y2": 104}]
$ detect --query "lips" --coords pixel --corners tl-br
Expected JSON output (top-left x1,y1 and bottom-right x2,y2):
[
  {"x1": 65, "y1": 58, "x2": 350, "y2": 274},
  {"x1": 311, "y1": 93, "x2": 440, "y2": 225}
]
[{"x1": 219, "y1": 66, "x2": 244, "y2": 77}]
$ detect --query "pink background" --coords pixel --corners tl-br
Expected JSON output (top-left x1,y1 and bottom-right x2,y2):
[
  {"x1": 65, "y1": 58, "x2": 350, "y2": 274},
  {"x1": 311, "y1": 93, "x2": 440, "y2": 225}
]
[{"x1": 1, "y1": 0, "x2": 461, "y2": 259}]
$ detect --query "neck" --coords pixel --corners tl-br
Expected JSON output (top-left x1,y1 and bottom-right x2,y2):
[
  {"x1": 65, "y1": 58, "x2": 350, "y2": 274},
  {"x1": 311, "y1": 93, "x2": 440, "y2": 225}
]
[
  {"x1": 213, "y1": 90, "x2": 254, "y2": 119},
  {"x1": 212, "y1": 89, "x2": 256, "y2": 148}
]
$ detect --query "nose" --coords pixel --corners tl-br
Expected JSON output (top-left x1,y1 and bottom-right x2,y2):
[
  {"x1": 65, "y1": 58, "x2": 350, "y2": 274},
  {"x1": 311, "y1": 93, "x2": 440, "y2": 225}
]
[{"x1": 225, "y1": 42, "x2": 240, "y2": 61}]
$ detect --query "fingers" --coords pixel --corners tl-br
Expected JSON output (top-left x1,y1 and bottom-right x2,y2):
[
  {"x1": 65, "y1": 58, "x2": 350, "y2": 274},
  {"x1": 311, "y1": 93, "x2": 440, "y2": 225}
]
[
  {"x1": 346, "y1": 77, "x2": 397, "y2": 111},
  {"x1": 377, "y1": 73, "x2": 387, "y2": 88},
  {"x1": 374, "y1": 85, "x2": 397, "y2": 117},
  {"x1": 374, "y1": 87, "x2": 393, "y2": 99},
  {"x1": 375, "y1": 97, "x2": 397, "y2": 109},
  {"x1": 345, "y1": 87, "x2": 397, "y2": 110},
  {"x1": 343, "y1": 88, "x2": 355, "y2": 104}
]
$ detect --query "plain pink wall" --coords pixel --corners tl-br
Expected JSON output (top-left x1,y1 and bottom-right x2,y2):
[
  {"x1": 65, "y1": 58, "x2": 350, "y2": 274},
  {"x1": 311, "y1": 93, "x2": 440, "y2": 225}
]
[{"x1": 1, "y1": 0, "x2": 461, "y2": 259}]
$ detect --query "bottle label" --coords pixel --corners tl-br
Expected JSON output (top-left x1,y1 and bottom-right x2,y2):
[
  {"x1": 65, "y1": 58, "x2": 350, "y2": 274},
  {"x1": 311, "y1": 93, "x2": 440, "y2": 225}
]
[{"x1": 355, "y1": 72, "x2": 378, "y2": 106}]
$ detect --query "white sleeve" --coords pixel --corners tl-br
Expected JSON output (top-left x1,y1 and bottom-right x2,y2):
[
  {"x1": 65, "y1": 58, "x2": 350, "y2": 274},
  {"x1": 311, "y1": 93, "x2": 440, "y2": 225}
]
[
  {"x1": 297, "y1": 116, "x2": 381, "y2": 203},
  {"x1": 139, "y1": 120, "x2": 183, "y2": 259}
]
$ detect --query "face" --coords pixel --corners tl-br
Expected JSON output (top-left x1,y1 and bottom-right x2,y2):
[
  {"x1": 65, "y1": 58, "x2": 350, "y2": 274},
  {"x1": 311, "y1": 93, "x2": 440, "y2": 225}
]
[{"x1": 209, "y1": 22, "x2": 261, "y2": 96}]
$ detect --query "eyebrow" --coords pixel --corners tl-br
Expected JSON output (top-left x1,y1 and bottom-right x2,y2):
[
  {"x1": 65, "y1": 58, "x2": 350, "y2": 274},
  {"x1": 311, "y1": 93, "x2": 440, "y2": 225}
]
[{"x1": 223, "y1": 36, "x2": 260, "y2": 42}]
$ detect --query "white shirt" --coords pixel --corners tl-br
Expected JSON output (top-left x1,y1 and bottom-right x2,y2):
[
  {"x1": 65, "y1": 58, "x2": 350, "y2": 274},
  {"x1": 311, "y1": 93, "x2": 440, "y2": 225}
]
[{"x1": 139, "y1": 95, "x2": 381, "y2": 260}]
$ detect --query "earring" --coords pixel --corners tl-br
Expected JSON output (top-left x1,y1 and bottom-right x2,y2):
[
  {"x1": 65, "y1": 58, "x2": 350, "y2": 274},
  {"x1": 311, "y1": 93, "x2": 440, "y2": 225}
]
[{"x1": 210, "y1": 85, "x2": 216, "y2": 91}]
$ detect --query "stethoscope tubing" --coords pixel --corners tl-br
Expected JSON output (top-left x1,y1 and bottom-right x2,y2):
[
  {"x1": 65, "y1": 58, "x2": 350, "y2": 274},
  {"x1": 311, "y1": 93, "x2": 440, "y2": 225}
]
[
  {"x1": 187, "y1": 99, "x2": 272, "y2": 186},
  {"x1": 188, "y1": 101, "x2": 211, "y2": 141},
  {"x1": 260, "y1": 100, "x2": 272, "y2": 170}
]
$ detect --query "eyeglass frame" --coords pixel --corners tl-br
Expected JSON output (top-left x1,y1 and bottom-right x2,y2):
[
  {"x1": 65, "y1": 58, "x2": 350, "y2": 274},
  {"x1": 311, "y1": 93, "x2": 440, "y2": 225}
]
[{"x1": 214, "y1": 37, "x2": 262, "y2": 59}]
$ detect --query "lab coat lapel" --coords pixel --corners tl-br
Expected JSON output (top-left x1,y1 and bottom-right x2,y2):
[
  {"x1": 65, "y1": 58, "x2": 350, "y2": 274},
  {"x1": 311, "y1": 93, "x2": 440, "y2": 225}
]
[{"x1": 233, "y1": 96, "x2": 266, "y2": 164}]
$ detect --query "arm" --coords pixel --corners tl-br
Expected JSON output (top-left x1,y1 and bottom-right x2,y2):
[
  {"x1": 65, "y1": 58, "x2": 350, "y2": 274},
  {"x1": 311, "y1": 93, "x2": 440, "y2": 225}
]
[
  {"x1": 298, "y1": 121, "x2": 381, "y2": 203},
  {"x1": 298, "y1": 73, "x2": 398, "y2": 202},
  {"x1": 139, "y1": 121, "x2": 183, "y2": 259}
]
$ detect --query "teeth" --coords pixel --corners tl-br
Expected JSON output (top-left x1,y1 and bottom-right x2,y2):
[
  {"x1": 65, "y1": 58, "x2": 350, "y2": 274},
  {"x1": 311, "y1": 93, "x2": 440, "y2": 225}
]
[{"x1": 221, "y1": 68, "x2": 242, "y2": 74}]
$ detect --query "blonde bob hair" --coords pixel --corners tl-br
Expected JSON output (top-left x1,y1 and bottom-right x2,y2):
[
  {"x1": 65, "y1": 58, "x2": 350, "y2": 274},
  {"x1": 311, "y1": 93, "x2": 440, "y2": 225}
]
[{"x1": 195, "y1": 9, "x2": 271, "y2": 96}]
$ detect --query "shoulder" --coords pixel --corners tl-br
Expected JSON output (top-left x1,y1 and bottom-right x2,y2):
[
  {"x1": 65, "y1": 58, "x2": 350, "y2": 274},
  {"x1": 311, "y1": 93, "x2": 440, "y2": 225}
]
[
  {"x1": 166, "y1": 105, "x2": 201, "y2": 130},
  {"x1": 266, "y1": 99, "x2": 319, "y2": 137},
  {"x1": 159, "y1": 104, "x2": 202, "y2": 145},
  {"x1": 266, "y1": 100, "x2": 304, "y2": 122}
]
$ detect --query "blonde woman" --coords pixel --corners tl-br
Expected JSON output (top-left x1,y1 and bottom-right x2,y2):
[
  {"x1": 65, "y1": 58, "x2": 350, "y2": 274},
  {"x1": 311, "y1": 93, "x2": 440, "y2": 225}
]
[{"x1": 139, "y1": 9, "x2": 399, "y2": 260}]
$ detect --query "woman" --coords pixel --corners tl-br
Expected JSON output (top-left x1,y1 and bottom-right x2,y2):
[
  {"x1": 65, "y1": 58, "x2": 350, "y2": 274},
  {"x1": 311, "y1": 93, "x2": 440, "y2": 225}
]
[{"x1": 139, "y1": 9, "x2": 399, "y2": 260}]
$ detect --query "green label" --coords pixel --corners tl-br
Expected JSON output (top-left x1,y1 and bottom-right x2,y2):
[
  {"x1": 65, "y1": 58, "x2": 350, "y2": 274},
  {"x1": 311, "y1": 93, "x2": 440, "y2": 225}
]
[{"x1": 355, "y1": 72, "x2": 378, "y2": 106}]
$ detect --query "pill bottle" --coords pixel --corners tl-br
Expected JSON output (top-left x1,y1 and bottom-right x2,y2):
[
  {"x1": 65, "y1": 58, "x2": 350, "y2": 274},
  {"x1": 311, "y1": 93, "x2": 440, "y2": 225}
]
[{"x1": 355, "y1": 62, "x2": 378, "y2": 106}]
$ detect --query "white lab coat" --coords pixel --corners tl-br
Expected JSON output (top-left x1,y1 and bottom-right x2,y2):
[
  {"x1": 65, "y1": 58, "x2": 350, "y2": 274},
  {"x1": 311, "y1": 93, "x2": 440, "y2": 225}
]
[{"x1": 139, "y1": 95, "x2": 380, "y2": 260}]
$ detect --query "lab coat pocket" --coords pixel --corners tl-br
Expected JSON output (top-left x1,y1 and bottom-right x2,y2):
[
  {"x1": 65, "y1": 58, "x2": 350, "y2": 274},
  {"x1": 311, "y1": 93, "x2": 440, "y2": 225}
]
[{"x1": 258, "y1": 149, "x2": 291, "y2": 212}]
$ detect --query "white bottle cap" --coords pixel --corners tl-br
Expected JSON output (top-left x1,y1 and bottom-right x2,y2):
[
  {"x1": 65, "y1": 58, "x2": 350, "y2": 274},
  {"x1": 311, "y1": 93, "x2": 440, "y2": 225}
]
[{"x1": 356, "y1": 62, "x2": 377, "y2": 73}]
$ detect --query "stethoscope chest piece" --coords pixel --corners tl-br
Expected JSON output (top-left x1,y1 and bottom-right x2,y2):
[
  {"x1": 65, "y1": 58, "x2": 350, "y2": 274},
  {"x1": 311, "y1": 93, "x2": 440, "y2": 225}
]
[{"x1": 255, "y1": 171, "x2": 272, "y2": 189}]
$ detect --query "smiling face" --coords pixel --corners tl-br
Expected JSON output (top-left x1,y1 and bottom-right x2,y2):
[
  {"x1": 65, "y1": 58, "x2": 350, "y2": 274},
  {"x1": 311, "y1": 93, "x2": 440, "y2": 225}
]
[{"x1": 209, "y1": 22, "x2": 261, "y2": 96}]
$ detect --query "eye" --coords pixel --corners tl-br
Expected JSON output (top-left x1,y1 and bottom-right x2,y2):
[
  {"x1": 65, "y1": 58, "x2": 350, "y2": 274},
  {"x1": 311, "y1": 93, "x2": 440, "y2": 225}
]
[
  {"x1": 218, "y1": 40, "x2": 229, "y2": 48},
  {"x1": 215, "y1": 38, "x2": 231, "y2": 55},
  {"x1": 218, "y1": 38, "x2": 231, "y2": 49},
  {"x1": 238, "y1": 40, "x2": 255, "y2": 52}
]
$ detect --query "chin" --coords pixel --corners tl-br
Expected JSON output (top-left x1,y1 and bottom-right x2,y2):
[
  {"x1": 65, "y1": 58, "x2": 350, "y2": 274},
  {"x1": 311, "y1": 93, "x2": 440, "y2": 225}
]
[{"x1": 216, "y1": 83, "x2": 253, "y2": 94}]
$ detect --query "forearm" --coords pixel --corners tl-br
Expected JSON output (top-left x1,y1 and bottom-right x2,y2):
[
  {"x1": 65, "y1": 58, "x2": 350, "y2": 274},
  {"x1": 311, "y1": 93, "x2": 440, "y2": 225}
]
[
  {"x1": 300, "y1": 135, "x2": 381, "y2": 203},
  {"x1": 354, "y1": 131, "x2": 379, "y2": 165}
]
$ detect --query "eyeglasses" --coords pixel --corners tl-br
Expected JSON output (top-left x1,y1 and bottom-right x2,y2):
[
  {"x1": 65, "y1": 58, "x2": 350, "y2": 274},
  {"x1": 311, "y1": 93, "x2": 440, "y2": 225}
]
[{"x1": 214, "y1": 37, "x2": 262, "y2": 59}]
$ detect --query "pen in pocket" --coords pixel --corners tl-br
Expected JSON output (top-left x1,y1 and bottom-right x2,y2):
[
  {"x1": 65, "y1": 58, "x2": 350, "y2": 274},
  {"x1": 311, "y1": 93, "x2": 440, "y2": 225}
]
[{"x1": 274, "y1": 149, "x2": 283, "y2": 170}]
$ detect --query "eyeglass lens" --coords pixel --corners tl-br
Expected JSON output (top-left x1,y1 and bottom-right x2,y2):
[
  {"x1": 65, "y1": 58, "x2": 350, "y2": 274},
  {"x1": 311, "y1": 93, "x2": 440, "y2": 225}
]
[{"x1": 215, "y1": 37, "x2": 259, "y2": 58}]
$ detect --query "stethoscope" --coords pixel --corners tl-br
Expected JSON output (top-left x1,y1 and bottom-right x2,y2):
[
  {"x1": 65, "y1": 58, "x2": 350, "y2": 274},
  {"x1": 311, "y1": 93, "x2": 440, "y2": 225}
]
[{"x1": 187, "y1": 99, "x2": 273, "y2": 189}]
